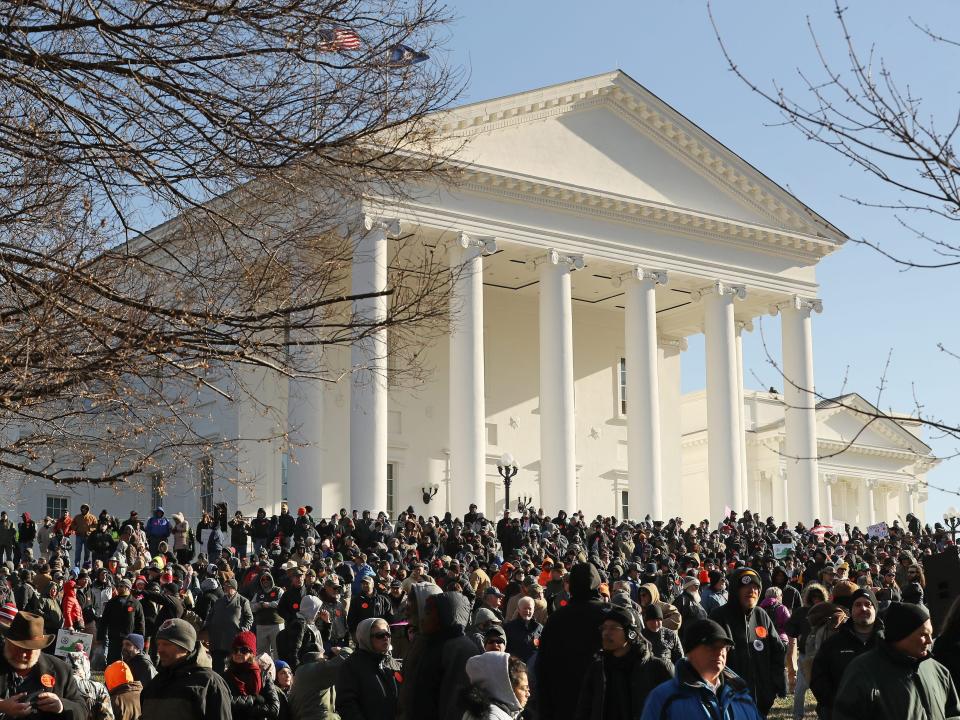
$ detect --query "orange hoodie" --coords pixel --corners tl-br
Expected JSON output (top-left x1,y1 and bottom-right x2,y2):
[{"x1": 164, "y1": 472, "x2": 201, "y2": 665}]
[{"x1": 491, "y1": 563, "x2": 513, "y2": 592}]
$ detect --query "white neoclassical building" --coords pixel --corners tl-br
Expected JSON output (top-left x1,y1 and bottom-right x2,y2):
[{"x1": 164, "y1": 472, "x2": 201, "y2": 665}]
[{"x1": 9, "y1": 71, "x2": 937, "y2": 525}]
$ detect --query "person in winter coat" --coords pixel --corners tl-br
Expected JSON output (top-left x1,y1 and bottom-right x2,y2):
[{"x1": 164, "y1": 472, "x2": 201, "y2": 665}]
[
  {"x1": 205, "y1": 578, "x2": 253, "y2": 672},
  {"x1": 810, "y1": 589, "x2": 883, "y2": 720},
  {"x1": 98, "y1": 578, "x2": 146, "y2": 663},
  {"x1": 140, "y1": 618, "x2": 232, "y2": 720},
  {"x1": 674, "y1": 576, "x2": 708, "y2": 646},
  {"x1": 347, "y1": 576, "x2": 391, "y2": 638},
  {"x1": 87, "y1": 523, "x2": 116, "y2": 565},
  {"x1": 641, "y1": 604, "x2": 684, "y2": 667},
  {"x1": 0, "y1": 511, "x2": 17, "y2": 563},
  {"x1": 17, "y1": 512, "x2": 38, "y2": 560},
  {"x1": 700, "y1": 570, "x2": 728, "y2": 614},
  {"x1": 335, "y1": 617, "x2": 402, "y2": 720},
  {"x1": 171, "y1": 513, "x2": 191, "y2": 565},
  {"x1": 708, "y1": 567, "x2": 786, "y2": 716},
  {"x1": 286, "y1": 650, "x2": 349, "y2": 720},
  {"x1": 38, "y1": 516, "x2": 56, "y2": 562},
  {"x1": 38, "y1": 581, "x2": 64, "y2": 640},
  {"x1": 121, "y1": 634, "x2": 157, "y2": 687},
  {"x1": 402, "y1": 590, "x2": 481, "y2": 720},
  {"x1": 759, "y1": 587, "x2": 791, "y2": 644},
  {"x1": 252, "y1": 572, "x2": 285, "y2": 656},
  {"x1": 461, "y1": 652, "x2": 529, "y2": 720},
  {"x1": 66, "y1": 650, "x2": 115, "y2": 720},
  {"x1": 145, "y1": 508, "x2": 172, "y2": 556},
  {"x1": 72, "y1": 504, "x2": 99, "y2": 566},
  {"x1": 503, "y1": 596, "x2": 542, "y2": 662},
  {"x1": 833, "y1": 602, "x2": 960, "y2": 720},
  {"x1": 574, "y1": 605, "x2": 673, "y2": 720},
  {"x1": 536, "y1": 563, "x2": 610, "y2": 720},
  {"x1": 105, "y1": 660, "x2": 142, "y2": 720},
  {"x1": 637, "y1": 583, "x2": 682, "y2": 633},
  {"x1": 61, "y1": 579, "x2": 84, "y2": 631},
  {"x1": 785, "y1": 582, "x2": 828, "y2": 720},
  {"x1": 276, "y1": 595, "x2": 323, "y2": 670},
  {"x1": 225, "y1": 630, "x2": 281, "y2": 720},
  {"x1": 640, "y1": 619, "x2": 764, "y2": 720}
]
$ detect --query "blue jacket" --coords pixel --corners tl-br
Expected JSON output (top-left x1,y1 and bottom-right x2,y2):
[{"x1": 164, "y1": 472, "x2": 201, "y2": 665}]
[{"x1": 640, "y1": 659, "x2": 763, "y2": 720}]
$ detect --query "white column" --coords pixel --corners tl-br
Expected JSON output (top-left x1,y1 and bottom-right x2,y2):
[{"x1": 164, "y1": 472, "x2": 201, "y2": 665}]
[
  {"x1": 780, "y1": 466, "x2": 789, "y2": 520},
  {"x1": 735, "y1": 321, "x2": 751, "y2": 510},
  {"x1": 537, "y1": 249, "x2": 582, "y2": 515},
  {"x1": 449, "y1": 234, "x2": 496, "y2": 515},
  {"x1": 349, "y1": 216, "x2": 397, "y2": 512},
  {"x1": 696, "y1": 281, "x2": 746, "y2": 521},
  {"x1": 775, "y1": 295, "x2": 823, "y2": 523},
  {"x1": 907, "y1": 484, "x2": 917, "y2": 515},
  {"x1": 823, "y1": 473, "x2": 837, "y2": 525},
  {"x1": 286, "y1": 370, "x2": 325, "y2": 509},
  {"x1": 621, "y1": 267, "x2": 668, "y2": 521},
  {"x1": 865, "y1": 479, "x2": 878, "y2": 525}
]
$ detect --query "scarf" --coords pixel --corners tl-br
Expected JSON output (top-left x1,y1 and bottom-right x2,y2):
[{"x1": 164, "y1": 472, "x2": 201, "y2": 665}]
[{"x1": 226, "y1": 661, "x2": 262, "y2": 697}]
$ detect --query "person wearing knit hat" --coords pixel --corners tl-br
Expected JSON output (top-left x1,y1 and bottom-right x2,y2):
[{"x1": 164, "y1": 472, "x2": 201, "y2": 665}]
[
  {"x1": 0, "y1": 601, "x2": 17, "y2": 627},
  {"x1": 104, "y1": 659, "x2": 143, "y2": 720},
  {"x1": 833, "y1": 602, "x2": 959, "y2": 720},
  {"x1": 140, "y1": 619, "x2": 232, "y2": 720},
  {"x1": 708, "y1": 566, "x2": 785, "y2": 716},
  {"x1": 576, "y1": 604, "x2": 674, "y2": 720},
  {"x1": 700, "y1": 569, "x2": 728, "y2": 614},
  {"x1": 675, "y1": 574, "x2": 709, "y2": 643},
  {"x1": 809, "y1": 587, "x2": 882, "y2": 720},
  {"x1": 641, "y1": 601, "x2": 684, "y2": 667},
  {"x1": 120, "y1": 632, "x2": 156, "y2": 688}
]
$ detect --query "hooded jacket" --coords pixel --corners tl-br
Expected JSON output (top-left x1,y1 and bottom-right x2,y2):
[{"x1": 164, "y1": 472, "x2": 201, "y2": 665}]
[
  {"x1": 252, "y1": 573, "x2": 284, "y2": 626},
  {"x1": 638, "y1": 583, "x2": 682, "y2": 632},
  {"x1": 335, "y1": 618, "x2": 401, "y2": 720},
  {"x1": 536, "y1": 563, "x2": 609, "y2": 720},
  {"x1": 709, "y1": 589, "x2": 786, "y2": 715},
  {"x1": 287, "y1": 652, "x2": 348, "y2": 720},
  {"x1": 61, "y1": 579, "x2": 84, "y2": 630},
  {"x1": 462, "y1": 651, "x2": 523, "y2": 720},
  {"x1": 574, "y1": 639, "x2": 674, "y2": 720}
]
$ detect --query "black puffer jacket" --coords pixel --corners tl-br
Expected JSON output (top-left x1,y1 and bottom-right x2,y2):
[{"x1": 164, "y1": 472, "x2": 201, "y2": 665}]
[
  {"x1": 573, "y1": 640, "x2": 674, "y2": 720},
  {"x1": 139, "y1": 645, "x2": 232, "y2": 720},
  {"x1": 334, "y1": 648, "x2": 401, "y2": 720},
  {"x1": 709, "y1": 596, "x2": 786, "y2": 715}
]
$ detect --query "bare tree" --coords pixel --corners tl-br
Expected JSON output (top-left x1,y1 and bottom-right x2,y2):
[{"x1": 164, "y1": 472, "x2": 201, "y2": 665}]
[
  {"x1": 0, "y1": 0, "x2": 465, "y2": 488},
  {"x1": 709, "y1": 2, "x2": 960, "y2": 497}
]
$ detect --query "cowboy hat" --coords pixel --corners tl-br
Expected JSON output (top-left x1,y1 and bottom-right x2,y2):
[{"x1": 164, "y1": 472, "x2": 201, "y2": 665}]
[{"x1": 2, "y1": 611, "x2": 54, "y2": 649}]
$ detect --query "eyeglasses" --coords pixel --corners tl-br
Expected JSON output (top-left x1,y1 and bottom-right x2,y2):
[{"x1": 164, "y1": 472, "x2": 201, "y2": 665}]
[{"x1": 371, "y1": 631, "x2": 391, "y2": 640}]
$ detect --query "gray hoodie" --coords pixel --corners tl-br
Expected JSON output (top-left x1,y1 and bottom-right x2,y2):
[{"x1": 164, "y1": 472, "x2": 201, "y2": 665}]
[{"x1": 464, "y1": 651, "x2": 522, "y2": 720}]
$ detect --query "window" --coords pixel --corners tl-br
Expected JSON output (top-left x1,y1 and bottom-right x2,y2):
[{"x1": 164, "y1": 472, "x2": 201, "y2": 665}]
[
  {"x1": 150, "y1": 471, "x2": 165, "y2": 510},
  {"x1": 620, "y1": 490, "x2": 629, "y2": 521},
  {"x1": 386, "y1": 462, "x2": 397, "y2": 519},
  {"x1": 280, "y1": 450, "x2": 289, "y2": 503},
  {"x1": 618, "y1": 357, "x2": 627, "y2": 415},
  {"x1": 198, "y1": 457, "x2": 214, "y2": 515},
  {"x1": 46, "y1": 496, "x2": 69, "y2": 520}
]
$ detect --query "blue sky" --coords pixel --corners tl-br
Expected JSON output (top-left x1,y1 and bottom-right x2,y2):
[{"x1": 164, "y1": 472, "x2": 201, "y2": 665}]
[{"x1": 443, "y1": 1, "x2": 960, "y2": 521}]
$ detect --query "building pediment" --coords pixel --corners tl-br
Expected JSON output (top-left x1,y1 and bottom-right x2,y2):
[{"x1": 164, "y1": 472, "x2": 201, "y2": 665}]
[{"x1": 439, "y1": 70, "x2": 847, "y2": 250}]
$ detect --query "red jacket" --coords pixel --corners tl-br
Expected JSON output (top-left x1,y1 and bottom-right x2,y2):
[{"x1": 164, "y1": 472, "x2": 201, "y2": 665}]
[{"x1": 61, "y1": 581, "x2": 83, "y2": 630}]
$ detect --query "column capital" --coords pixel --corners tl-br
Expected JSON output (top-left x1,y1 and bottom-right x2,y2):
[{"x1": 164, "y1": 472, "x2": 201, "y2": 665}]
[
  {"x1": 907, "y1": 482, "x2": 920, "y2": 496},
  {"x1": 456, "y1": 232, "x2": 497, "y2": 255},
  {"x1": 613, "y1": 266, "x2": 668, "y2": 288},
  {"x1": 822, "y1": 473, "x2": 839, "y2": 486},
  {"x1": 534, "y1": 248, "x2": 584, "y2": 271},
  {"x1": 769, "y1": 294, "x2": 823, "y2": 317},
  {"x1": 735, "y1": 319, "x2": 754, "y2": 333},
  {"x1": 864, "y1": 478, "x2": 879, "y2": 490},
  {"x1": 690, "y1": 280, "x2": 747, "y2": 302},
  {"x1": 658, "y1": 335, "x2": 688, "y2": 351},
  {"x1": 361, "y1": 214, "x2": 402, "y2": 236}
]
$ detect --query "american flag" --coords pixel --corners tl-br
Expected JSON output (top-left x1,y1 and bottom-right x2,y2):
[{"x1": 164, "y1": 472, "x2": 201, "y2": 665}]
[{"x1": 319, "y1": 28, "x2": 361, "y2": 52}]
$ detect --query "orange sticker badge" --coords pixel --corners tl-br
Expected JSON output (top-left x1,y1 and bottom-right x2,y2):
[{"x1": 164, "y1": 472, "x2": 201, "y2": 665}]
[
  {"x1": 755, "y1": 626, "x2": 768, "y2": 639},
  {"x1": 40, "y1": 673, "x2": 56, "y2": 688}
]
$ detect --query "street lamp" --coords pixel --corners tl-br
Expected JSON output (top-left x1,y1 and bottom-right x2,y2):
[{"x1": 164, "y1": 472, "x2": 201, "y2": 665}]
[
  {"x1": 944, "y1": 507, "x2": 960, "y2": 543},
  {"x1": 497, "y1": 452, "x2": 518, "y2": 513}
]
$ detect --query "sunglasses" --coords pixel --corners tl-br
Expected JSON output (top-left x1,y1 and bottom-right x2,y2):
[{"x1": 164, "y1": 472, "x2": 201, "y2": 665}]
[{"x1": 371, "y1": 631, "x2": 391, "y2": 640}]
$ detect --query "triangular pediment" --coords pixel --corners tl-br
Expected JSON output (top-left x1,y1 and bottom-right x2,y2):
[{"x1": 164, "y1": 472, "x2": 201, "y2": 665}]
[
  {"x1": 815, "y1": 394, "x2": 931, "y2": 455},
  {"x1": 439, "y1": 71, "x2": 847, "y2": 245}
]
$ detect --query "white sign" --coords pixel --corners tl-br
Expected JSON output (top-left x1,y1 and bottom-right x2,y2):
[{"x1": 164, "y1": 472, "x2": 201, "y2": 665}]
[
  {"x1": 867, "y1": 522, "x2": 889, "y2": 539},
  {"x1": 773, "y1": 543, "x2": 794, "y2": 560},
  {"x1": 55, "y1": 629, "x2": 94, "y2": 658}
]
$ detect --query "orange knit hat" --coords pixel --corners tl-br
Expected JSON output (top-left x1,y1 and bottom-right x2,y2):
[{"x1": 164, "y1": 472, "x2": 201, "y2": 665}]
[{"x1": 104, "y1": 661, "x2": 134, "y2": 692}]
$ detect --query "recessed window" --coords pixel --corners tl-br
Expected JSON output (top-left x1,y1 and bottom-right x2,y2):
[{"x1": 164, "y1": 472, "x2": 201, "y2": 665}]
[
  {"x1": 620, "y1": 490, "x2": 629, "y2": 520},
  {"x1": 386, "y1": 462, "x2": 397, "y2": 519},
  {"x1": 618, "y1": 357, "x2": 627, "y2": 415},
  {"x1": 46, "y1": 496, "x2": 69, "y2": 520}
]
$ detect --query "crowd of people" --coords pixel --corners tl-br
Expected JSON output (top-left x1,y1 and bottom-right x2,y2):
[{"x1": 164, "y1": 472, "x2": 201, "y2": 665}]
[{"x1": 1, "y1": 500, "x2": 959, "y2": 720}]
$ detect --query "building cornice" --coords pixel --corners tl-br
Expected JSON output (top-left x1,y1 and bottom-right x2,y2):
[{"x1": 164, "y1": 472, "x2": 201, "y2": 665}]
[{"x1": 457, "y1": 166, "x2": 836, "y2": 263}]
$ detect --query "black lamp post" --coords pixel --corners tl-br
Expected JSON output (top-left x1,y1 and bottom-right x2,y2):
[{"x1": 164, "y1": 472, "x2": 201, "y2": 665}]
[
  {"x1": 497, "y1": 452, "x2": 518, "y2": 513},
  {"x1": 944, "y1": 507, "x2": 960, "y2": 543}
]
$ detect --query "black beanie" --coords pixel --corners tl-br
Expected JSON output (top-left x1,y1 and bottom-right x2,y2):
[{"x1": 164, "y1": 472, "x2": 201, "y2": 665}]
[
  {"x1": 643, "y1": 603, "x2": 664, "y2": 621},
  {"x1": 849, "y1": 588, "x2": 878, "y2": 611},
  {"x1": 883, "y1": 601, "x2": 930, "y2": 643}
]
